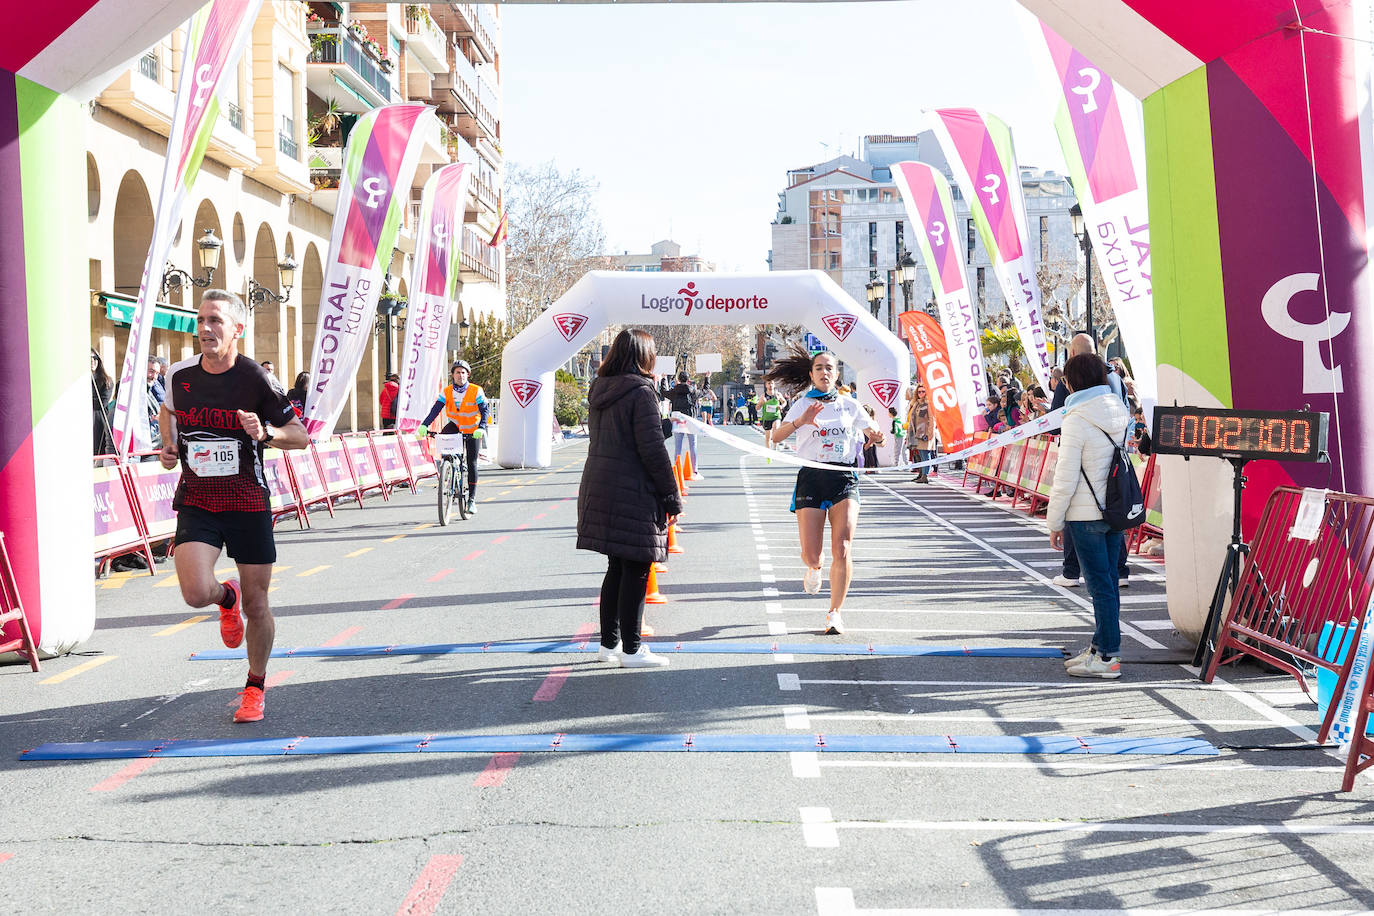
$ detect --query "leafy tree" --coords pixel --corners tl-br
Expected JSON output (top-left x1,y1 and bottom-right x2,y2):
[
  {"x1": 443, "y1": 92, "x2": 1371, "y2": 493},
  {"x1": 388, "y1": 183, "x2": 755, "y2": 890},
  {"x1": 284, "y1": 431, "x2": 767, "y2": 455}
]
[
  {"x1": 463, "y1": 313, "x2": 514, "y2": 396},
  {"x1": 553, "y1": 380, "x2": 587, "y2": 428}
]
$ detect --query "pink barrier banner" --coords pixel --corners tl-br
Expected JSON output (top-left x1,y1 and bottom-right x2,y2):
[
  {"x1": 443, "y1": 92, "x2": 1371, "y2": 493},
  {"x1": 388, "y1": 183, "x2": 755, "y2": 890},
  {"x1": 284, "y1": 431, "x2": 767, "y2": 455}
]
[
  {"x1": 263, "y1": 450, "x2": 298, "y2": 511},
  {"x1": 127, "y1": 462, "x2": 180, "y2": 542},
  {"x1": 287, "y1": 448, "x2": 330, "y2": 507},
  {"x1": 372, "y1": 433, "x2": 411, "y2": 484},
  {"x1": 401, "y1": 435, "x2": 438, "y2": 481},
  {"x1": 342, "y1": 436, "x2": 384, "y2": 492},
  {"x1": 315, "y1": 439, "x2": 359, "y2": 500},
  {"x1": 93, "y1": 466, "x2": 142, "y2": 557}
]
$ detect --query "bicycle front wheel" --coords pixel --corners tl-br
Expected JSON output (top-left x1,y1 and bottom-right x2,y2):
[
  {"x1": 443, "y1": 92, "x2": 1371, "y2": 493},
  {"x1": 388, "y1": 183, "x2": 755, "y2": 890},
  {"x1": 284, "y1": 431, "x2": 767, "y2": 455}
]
[
  {"x1": 437, "y1": 457, "x2": 454, "y2": 526},
  {"x1": 456, "y1": 455, "x2": 470, "y2": 520}
]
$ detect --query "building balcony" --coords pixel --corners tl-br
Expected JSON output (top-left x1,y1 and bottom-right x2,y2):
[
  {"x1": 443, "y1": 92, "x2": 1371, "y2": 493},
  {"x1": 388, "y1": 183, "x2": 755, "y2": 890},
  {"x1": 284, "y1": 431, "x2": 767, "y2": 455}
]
[
  {"x1": 405, "y1": 10, "x2": 448, "y2": 73},
  {"x1": 306, "y1": 25, "x2": 392, "y2": 114},
  {"x1": 471, "y1": 174, "x2": 498, "y2": 214},
  {"x1": 434, "y1": 42, "x2": 479, "y2": 115},
  {"x1": 472, "y1": 6, "x2": 498, "y2": 63},
  {"x1": 475, "y1": 135, "x2": 501, "y2": 170},
  {"x1": 97, "y1": 54, "x2": 174, "y2": 135},
  {"x1": 248, "y1": 110, "x2": 309, "y2": 196},
  {"x1": 461, "y1": 226, "x2": 500, "y2": 283}
]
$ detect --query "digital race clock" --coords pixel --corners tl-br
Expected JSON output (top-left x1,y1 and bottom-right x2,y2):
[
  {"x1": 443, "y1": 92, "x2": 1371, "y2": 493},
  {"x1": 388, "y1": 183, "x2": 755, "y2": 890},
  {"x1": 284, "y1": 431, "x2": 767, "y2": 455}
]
[{"x1": 1150, "y1": 407, "x2": 1328, "y2": 462}]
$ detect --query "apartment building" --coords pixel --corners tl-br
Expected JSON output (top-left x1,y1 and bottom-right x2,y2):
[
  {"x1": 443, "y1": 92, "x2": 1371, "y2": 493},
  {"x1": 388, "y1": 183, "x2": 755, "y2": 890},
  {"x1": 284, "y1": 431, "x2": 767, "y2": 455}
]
[
  {"x1": 769, "y1": 132, "x2": 1079, "y2": 337},
  {"x1": 87, "y1": 0, "x2": 504, "y2": 432},
  {"x1": 604, "y1": 239, "x2": 715, "y2": 274}
]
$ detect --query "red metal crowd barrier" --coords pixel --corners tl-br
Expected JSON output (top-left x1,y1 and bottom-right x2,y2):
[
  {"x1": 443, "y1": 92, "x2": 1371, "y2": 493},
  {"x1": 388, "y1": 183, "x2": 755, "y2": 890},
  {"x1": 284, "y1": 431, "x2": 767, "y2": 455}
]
[
  {"x1": 0, "y1": 531, "x2": 40, "y2": 672},
  {"x1": 1201, "y1": 487, "x2": 1374, "y2": 743},
  {"x1": 92, "y1": 430, "x2": 447, "y2": 571}
]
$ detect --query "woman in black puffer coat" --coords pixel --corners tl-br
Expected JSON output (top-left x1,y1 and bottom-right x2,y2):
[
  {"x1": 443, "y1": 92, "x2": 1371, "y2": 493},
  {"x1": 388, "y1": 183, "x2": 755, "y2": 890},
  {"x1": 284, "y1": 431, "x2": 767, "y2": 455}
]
[{"x1": 577, "y1": 329, "x2": 683, "y2": 669}]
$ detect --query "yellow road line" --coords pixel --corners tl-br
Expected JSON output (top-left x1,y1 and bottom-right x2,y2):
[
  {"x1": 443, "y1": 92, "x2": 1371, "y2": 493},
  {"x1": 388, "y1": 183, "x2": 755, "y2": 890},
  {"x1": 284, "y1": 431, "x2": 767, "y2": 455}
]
[
  {"x1": 154, "y1": 573, "x2": 181, "y2": 589},
  {"x1": 345, "y1": 548, "x2": 373, "y2": 558},
  {"x1": 297, "y1": 565, "x2": 330, "y2": 577},
  {"x1": 414, "y1": 523, "x2": 434, "y2": 531},
  {"x1": 154, "y1": 615, "x2": 209, "y2": 637},
  {"x1": 40, "y1": 655, "x2": 117, "y2": 685},
  {"x1": 274, "y1": 565, "x2": 293, "y2": 572},
  {"x1": 98, "y1": 573, "x2": 134, "y2": 590},
  {"x1": 499, "y1": 490, "x2": 511, "y2": 496},
  {"x1": 382, "y1": 534, "x2": 406, "y2": 543}
]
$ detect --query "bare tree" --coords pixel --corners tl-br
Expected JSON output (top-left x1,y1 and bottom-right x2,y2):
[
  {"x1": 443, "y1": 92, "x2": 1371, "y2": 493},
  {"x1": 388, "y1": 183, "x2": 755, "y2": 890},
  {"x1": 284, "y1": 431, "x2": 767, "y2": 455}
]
[{"x1": 504, "y1": 161, "x2": 606, "y2": 331}]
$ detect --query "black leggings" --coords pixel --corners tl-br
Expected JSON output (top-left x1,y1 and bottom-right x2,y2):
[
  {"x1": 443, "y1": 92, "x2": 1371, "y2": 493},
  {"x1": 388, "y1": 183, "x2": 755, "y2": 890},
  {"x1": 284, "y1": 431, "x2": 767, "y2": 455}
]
[
  {"x1": 440, "y1": 423, "x2": 480, "y2": 491},
  {"x1": 599, "y1": 556, "x2": 651, "y2": 654}
]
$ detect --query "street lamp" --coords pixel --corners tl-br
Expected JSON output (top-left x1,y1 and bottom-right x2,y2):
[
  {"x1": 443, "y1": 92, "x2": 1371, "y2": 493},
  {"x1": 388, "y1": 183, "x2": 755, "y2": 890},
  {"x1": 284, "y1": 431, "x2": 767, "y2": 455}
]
[
  {"x1": 375, "y1": 291, "x2": 406, "y2": 376},
  {"x1": 1069, "y1": 203, "x2": 1094, "y2": 345},
  {"x1": 864, "y1": 277, "x2": 885, "y2": 320},
  {"x1": 894, "y1": 249, "x2": 917, "y2": 312},
  {"x1": 246, "y1": 255, "x2": 299, "y2": 309},
  {"x1": 161, "y1": 228, "x2": 222, "y2": 298}
]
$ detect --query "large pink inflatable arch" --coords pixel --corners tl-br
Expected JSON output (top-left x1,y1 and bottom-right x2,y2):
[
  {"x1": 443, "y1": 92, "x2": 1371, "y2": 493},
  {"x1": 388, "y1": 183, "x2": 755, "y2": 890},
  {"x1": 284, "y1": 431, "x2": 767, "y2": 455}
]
[{"x1": 497, "y1": 270, "x2": 911, "y2": 469}]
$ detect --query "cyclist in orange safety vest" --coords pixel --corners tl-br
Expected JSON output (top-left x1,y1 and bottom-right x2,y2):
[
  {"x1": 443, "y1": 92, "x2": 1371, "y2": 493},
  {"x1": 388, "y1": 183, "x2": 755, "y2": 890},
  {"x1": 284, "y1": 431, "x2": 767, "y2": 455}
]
[{"x1": 421, "y1": 360, "x2": 490, "y2": 515}]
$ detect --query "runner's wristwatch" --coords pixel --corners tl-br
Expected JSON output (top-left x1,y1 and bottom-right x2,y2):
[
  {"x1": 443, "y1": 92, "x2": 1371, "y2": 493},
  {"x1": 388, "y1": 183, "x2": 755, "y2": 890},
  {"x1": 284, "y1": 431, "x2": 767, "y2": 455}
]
[{"x1": 262, "y1": 428, "x2": 275, "y2": 445}]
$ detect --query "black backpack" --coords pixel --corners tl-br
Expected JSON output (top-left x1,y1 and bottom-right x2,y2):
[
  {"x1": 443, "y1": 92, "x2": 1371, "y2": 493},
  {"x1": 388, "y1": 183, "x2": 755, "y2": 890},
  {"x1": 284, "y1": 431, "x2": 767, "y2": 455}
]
[{"x1": 1080, "y1": 427, "x2": 1146, "y2": 530}]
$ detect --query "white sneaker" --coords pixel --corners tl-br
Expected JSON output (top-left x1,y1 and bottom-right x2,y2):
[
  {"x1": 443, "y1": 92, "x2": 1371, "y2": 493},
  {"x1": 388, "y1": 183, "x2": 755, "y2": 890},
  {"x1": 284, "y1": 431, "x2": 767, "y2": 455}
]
[
  {"x1": 597, "y1": 642, "x2": 622, "y2": 666},
  {"x1": 803, "y1": 567, "x2": 823, "y2": 595},
  {"x1": 1118, "y1": 578, "x2": 1130, "y2": 588},
  {"x1": 691, "y1": 473, "x2": 704, "y2": 481},
  {"x1": 1052, "y1": 574, "x2": 1081, "y2": 587},
  {"x1": 1067, "y1": 654, "x2": 1122, "y2": 679},
  {"x1": 1064, "y1": 646, "x2": 1095, "y2": 668},
  {"x1": 824, "y1": 610, "x2": 844, "y2": 635},
  {"x1": 620, "y1": 647, "x2": 669, "y2": 668}
]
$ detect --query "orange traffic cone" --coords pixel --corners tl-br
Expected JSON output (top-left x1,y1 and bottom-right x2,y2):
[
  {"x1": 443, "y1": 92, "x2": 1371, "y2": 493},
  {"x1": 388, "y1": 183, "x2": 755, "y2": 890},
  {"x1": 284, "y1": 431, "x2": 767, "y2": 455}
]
[
  {"x1": 683, "y1": 449, "x2": 695, "y2": 482},
  {"x1": 667, "y1": 517, "x2": 684, "y2": 554},
  {"x1": 654, "y1": 560, "x2": 668, "y2": 573},
  {"x1": 675, "y1": 456, "x2": 688, "y2": 496},
  {"x1": 645, "y1": 564, "x2": 667, "y2": 604}
]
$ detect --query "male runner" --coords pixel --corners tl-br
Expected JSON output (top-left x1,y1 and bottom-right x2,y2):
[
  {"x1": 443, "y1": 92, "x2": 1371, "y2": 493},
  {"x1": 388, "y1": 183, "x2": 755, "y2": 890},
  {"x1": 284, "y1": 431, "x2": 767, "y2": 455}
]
[
  {"x1": 421, "y1": 359, "x2": 489, "y2": 515},
  {"x1": 159, "y1": 290, "x2": 308, "y2": 723},
  {"x1": 758, "y1": 380, "x2": 786, "y2": 451}
]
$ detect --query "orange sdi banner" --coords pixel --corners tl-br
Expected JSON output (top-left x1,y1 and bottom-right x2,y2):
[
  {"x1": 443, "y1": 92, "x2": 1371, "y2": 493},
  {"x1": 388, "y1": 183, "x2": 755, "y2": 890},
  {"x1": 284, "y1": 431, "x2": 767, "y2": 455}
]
[{"x1": 898, "y1": 311, "x2": 972, "y2": 453}]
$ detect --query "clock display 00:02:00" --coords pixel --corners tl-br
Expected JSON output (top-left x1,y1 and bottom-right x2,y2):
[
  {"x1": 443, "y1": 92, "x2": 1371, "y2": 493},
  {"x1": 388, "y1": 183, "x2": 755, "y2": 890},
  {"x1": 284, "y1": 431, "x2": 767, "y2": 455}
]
[{"x1": 1150, "y1": 407, "x2": 1328, "y2": 461}]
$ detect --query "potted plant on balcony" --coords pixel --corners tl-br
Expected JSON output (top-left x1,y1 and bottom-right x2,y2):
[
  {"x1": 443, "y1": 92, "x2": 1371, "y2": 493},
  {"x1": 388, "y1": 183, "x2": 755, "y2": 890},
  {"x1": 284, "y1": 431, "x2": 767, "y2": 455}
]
[{"x1": 377, "y1": 48, "x2": 393, "y2": 72}]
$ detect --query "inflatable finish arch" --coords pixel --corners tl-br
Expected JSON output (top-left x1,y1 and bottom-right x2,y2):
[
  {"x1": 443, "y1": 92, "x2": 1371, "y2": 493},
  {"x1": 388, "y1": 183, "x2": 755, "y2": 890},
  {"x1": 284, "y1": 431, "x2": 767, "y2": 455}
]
[{"x1": 497, "y1": 270, "x2": 910, "y2": 469}]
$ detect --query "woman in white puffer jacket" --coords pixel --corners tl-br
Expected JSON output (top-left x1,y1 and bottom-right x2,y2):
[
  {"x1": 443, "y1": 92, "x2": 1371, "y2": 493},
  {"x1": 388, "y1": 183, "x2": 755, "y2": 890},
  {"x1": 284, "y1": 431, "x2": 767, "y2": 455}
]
[{"x1": 1047, "y1": 354, "x2": 1131, "y2": 679}]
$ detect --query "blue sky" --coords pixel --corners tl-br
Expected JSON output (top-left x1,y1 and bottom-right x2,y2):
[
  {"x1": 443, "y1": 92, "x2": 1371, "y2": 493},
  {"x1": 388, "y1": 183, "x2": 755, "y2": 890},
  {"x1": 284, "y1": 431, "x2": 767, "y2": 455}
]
[{"x1": 500, "y1": 0, "x2": 1067, "y2": 272}]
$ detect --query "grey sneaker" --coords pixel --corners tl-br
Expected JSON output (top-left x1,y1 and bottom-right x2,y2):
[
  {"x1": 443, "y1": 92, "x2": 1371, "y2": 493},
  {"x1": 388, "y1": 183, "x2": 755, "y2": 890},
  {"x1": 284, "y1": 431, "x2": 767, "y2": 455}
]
[
  {"x1": 1067, "y1": 654, "x2": 1122, "y2": 679},
  {"x1": 1064, "y1": 646, "x2": 1095, "y2": 668}
]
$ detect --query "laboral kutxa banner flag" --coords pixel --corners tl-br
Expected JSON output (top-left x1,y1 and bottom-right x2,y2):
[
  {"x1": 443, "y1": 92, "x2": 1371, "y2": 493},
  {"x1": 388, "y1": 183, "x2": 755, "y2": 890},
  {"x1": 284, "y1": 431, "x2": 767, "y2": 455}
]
[
  {"x1": 111, "y1": 0, "x2": 264, "y2": 458},
  {"x1": 1034, "y1": 21, "x2": 1155, "y2": 414},
  {"x1": 897, "y1": 310, "x2": 972, "y2": 453},
  {"x1": 892, "y1": 161, "x2": 989, "y2": 435},
  {"x1": 928, "y1": 108, "x2": 1051, "y2": 394},
  {"x1": 396, "y1": 162, "x2": 471, "y2": 432},
  {"x1": 302, "y1": 103, "x2": 436, "y2": 440}
]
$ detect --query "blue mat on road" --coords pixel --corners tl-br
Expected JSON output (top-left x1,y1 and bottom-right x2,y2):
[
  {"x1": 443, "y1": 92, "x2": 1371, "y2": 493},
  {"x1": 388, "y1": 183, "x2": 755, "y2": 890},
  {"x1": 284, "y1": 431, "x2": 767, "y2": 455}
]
[
  {"x1": 190, "y1": 641, "x2": 1066, "y2": 661},
  {"x1": 21, "y1": 732, "x2": 1218, "y2": 760}
]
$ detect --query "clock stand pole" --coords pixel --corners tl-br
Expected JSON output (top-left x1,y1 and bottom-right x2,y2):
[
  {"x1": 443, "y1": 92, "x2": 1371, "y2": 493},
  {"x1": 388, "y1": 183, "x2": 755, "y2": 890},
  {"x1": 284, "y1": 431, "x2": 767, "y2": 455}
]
[{"x1": 1192, "y1": 456, "x2": 1249, "y2": 673}]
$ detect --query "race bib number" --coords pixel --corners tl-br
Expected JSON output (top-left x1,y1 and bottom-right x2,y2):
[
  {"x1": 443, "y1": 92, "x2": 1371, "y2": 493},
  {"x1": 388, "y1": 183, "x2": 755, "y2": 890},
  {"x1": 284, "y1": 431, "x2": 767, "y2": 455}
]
[{"x1": 187, "y1": 439, "x2": 240, "y2": 477}]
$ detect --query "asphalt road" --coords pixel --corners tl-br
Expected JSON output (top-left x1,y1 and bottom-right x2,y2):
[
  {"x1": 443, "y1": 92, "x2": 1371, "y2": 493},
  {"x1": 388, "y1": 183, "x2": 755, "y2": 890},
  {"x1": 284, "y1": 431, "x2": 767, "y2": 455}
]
[{"x1": 4, "y1": 429, "x2": 1372, "y2": 914}]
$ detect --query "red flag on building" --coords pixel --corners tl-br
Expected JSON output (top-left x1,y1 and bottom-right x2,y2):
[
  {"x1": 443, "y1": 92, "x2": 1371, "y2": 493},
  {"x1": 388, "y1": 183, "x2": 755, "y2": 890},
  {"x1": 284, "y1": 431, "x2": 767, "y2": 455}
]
[{"x1": 488, "y1": 204, "x2": 507, "y2": 248}]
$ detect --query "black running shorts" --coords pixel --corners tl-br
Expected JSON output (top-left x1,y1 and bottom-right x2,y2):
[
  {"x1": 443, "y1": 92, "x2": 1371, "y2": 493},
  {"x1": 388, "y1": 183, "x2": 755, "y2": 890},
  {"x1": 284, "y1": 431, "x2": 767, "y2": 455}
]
[
  {"x1": 790, "y1": 464, "x2": 860, "y2": 512},
  {"x1": 175, "y1": 505, "x2": 277, "y2": 565}
]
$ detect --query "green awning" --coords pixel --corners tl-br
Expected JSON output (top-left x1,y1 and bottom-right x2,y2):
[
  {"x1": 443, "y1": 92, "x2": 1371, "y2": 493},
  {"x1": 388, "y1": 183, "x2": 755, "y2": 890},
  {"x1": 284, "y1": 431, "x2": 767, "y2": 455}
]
[{"x1": 100, "y1": 293, "x2": 198, "y2": 335}]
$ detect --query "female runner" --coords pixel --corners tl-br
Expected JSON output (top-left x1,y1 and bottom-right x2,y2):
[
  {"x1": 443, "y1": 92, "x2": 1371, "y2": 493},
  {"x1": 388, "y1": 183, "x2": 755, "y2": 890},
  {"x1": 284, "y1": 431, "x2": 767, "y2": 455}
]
[{"x1": 765, "y1": 348, "x2": 885, "y2": 635}]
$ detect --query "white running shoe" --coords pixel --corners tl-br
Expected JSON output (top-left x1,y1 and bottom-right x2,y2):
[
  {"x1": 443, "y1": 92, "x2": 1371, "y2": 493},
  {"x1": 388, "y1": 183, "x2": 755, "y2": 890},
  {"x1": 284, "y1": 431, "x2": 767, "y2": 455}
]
[
  {"x1": 1118, "y1": 578, "x2": 1130, "y2": 588},
  {"x1": 598, "y1": 642, "x2": 622, "y2": 666},
  {"x1": 1064, "y1": 646, "x2": 1095, "y2": 668},
  {"x1": 1067, "y1": 654, "x2": 1122, "y2": 679},
  {"x1": 620, "y1": 646, "x2": 669, "y2": 668},
  {"x1": 803, "y1": 567, "x2": 823, "y2": 595},
  {"x1": 1051, "y1": 574, "x2": 1081, "y2": 587},
  {"x1": 824, "y1": 610, "x2": 844, "y2": 635}
]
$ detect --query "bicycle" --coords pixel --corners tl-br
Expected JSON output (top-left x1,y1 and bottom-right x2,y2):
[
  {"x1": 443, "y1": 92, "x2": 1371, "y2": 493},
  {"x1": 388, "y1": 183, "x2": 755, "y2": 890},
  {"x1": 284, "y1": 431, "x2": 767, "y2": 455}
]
[{"x1": 432, "y1": 432, "x2": 469, "y2": 525}]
